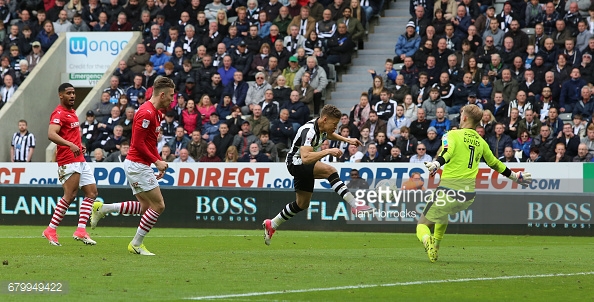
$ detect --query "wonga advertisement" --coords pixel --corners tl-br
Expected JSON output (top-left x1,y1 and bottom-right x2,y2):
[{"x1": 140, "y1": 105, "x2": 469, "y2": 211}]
[{"x1": 65, "y1": 32, "x2": 133, "y2": 87}]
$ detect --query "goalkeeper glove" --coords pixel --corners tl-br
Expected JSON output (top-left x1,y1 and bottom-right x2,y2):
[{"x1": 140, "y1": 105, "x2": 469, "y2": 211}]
[
  {"x1": 508, "y1": 171, "x2": 532, "y2": 187},
  {"x1": 424, "y1": 161, "x2": 441, "y2": 176}
]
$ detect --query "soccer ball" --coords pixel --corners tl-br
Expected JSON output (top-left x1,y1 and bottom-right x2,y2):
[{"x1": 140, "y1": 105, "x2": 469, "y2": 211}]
[{"x1": 374, "y1": 178, "x2": 399, "y2": 203}]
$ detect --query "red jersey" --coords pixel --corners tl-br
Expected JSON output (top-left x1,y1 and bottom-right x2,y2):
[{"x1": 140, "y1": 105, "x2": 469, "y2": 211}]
[
  {"x1": 50, "y1": 105, "x2": 85, "y2": 166},
  {"x1": 126, "y1": 101, "x2": 162, "y2": 166}
]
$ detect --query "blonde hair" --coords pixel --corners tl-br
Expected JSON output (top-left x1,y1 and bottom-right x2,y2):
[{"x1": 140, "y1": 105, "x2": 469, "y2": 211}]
[
  {"x1": 225, "y1": 145, "x2": 239, "y2": 162},
  {"x1": 482, "y1": 109, "x2": 496, "y2": 123},
  {"x1": 198, "y1": 94, "x2": 212, "y2": 108},
  {"x1": 461, "y1": 105, "x2": 483, "y2": 128},
  {"x1": 217, "y1": 9, "x2": 228, "y2": 25}
]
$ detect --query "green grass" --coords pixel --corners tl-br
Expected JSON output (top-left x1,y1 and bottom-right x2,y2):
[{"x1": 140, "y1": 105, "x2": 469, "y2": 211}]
[{"x1": 0, "y1": 226, "x2": 593, "y2": 301}]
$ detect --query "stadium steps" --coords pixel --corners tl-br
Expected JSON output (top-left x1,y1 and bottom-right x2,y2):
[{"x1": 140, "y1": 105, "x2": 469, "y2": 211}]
[{"x1": 325, "y1": 0, "x2": 410, "y2": 114}]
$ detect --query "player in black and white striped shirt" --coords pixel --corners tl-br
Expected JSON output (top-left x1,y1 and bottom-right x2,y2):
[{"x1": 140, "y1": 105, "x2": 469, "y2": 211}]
[
  {"x1": 262, "y1": 105, "x2": 373, "y2": 245},
  {"x1": 11, "y1": 119, "x2": 36, "y2": 162}
]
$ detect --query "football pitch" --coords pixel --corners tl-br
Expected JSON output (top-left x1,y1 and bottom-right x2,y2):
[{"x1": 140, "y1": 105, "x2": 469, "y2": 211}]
[{"x1": 0, "y1": 226, "x2": 593, "y2": 301}]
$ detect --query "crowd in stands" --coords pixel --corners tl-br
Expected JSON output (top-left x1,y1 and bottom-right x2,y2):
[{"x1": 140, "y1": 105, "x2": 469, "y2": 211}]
[
  {"x1": 339, "y1": 0, "x2": 594, "y2": 163},
  {"x1": 25, "y1": 0, "x2": 380, "y2": 162}
]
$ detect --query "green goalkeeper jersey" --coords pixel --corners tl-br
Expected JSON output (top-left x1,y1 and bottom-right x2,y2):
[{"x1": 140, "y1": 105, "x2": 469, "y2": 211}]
[{"x1": 439, "y1": 128, "x2": 507, "y2": 192}]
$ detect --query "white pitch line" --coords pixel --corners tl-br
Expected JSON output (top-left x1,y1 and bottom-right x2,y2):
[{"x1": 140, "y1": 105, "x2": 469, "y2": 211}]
[
  {"x1": 0, "y1": 234, "x2": 259, "y2": 239},
  {"x1": 186, "y1": 271, "x2": 594, "y2": 300}
]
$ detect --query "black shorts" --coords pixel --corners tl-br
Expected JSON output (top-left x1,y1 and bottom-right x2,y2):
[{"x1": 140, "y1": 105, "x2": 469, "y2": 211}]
[{"x1": 287, "y1": 163, "x2": 315, "y2": 193}]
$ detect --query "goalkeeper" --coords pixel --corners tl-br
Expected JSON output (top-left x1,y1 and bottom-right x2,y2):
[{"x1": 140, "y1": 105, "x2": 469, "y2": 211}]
[{"x1": 418, "y1": 105, "x2": 532, "y2": 263}]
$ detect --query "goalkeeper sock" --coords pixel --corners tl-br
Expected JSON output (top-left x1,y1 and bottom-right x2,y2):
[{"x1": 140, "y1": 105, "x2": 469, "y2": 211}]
[
  {"x1": 271, "y1": 201, "x2": 303, "y2": 229},
  {"x1": 416, "y1": 224, "x2": 432, "y2": 242},
  {"x1": 328, "y1": 172, "x2": 358, "y2": 207},
  {"x1": 434, "y1": 223, "x2": 448, "y2": 249}
]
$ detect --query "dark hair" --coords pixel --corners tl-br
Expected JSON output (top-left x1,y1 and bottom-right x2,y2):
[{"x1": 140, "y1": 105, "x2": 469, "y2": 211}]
[
  {"x1": 260, "y1": 130, "x2": 269, "y2": 136},
  {"x1": 121, "y1": 140, "x2": 130, "y2": 146},
  {"x1": 58, "y1": 83, "x2": 73, "y2": 93}
]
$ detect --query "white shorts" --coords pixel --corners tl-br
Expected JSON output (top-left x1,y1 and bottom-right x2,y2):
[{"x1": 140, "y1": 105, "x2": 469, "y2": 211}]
[
  {"x1": 57, "y1": 162, "x2": 96, "y2": 187},
  {"x1": 124, "y1": 159, "x2": 158, "y2": 195}
]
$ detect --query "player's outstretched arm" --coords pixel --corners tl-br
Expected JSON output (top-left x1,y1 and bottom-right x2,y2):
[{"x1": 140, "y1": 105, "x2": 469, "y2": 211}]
[
  {"x1": 300, "y1": 146, "x2": 342, "y2": 165},
  {"x1": 482, "y1": 142, "x2": 532, "y2": 186},
  {"x1": 48, "y1": 124, "x2": 80, "y2": 156},
  {"x1": 327, "y1": 132, "x2": 362, "y2": 147}
]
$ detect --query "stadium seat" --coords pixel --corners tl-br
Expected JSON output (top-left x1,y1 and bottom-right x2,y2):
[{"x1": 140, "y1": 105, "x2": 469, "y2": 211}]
[
  {"x1": 559, "y1": 113, "x2": 572, "y2": 122},
  {"x1": 448, "y1": 113, "x2": 460, "y2": 121},
  {"x1": 522, "y1": 28, "x2": 535, "y2": 35},
  {"x1": 494, "y1": 3, "x2": 504, "y2": 13},
  {"x1": 393, "y1": 63, "x2": 404, "y2": 72},
  {"x1": 327, "y1": 64, "x2": 337, "y2": 91}
]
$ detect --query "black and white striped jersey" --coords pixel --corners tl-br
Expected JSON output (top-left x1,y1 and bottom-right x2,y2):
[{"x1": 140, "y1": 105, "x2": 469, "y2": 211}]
[
  {"x1": 286, "y1": 118, "x2": 327, "y2": 166},
  {"x1": 11, "y1": 131, "x2": 36, "y2": 162}
]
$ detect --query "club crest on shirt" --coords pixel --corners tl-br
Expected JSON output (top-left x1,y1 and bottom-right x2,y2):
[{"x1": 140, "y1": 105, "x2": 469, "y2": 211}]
[
  {"x1": 142, "y1": 119, "x2": 150, "y2": 128},
  {"x1": 52, "y1": 118, "x2": 60, "y2": 124}
]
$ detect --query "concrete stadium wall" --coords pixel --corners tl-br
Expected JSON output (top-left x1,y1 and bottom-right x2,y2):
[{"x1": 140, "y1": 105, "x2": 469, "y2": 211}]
[
  {"x1": 0, "y1": 35, "x2": 68, "y2": 162},
  {"x1": 44, "y1": 32, "x2": 142, "y2": 162}
]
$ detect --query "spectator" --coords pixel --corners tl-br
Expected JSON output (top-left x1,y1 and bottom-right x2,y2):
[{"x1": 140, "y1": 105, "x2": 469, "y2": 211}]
[
  {"x1": 226, "y1": 105, "x2": 244, "y2": 136},
  {"x1": 103, "y1": 75, "x2": 125, "y2": 102},
  {"x1": 574, "y1": 143, "x2": 593, "y2": 162},
  {"x1": 487, "y1": 123, "x2": 513, "y2": 158},
  {"x1": 338, "y1": 7, "x2": 364, "y2": 46},
  {"x1": 375, "y1": 131, "x2": 392, "y2": 158},
  {"x1": 513, "y1": 130, "x2": 533, "y2": 160},
  {"x1": 421, "y1": 87, "x2": 446, "y2": 120},
  {"x1": 293, "y1": 56, "x2": 327, "y2": 114},
  {"x1": 219, "y1": 56, "x2": 239, "y2": 89},
  {"x1": 68, "y1": 13, "x2": 90, "y2": 32},
  {"x1": 105, "y1": 140, "x2": 129, "y2": 162},
  {"x1": 409, "y1": 142, "x2": 431, "y2": 163},
  {"x1": 272, "y1": 75, "x2": 292, "y2": 105},
  {"x1": 124, "y1": 0, "x2": 142, "y2": 24},
  {"x1": 224, "y1": 145, "x2": 239, "y2": 162},
  {"x1": 556, "y1": 123, "x2": 580, "y2": 157},
  {"x1": 282, "y1": 56, "x2": 301, "y2": 89},
  {"x1": 243, "y1": 72, "x2": 272, "y2": 114},
  {"x1": 549, "y1": 142, "x2": 572, "y2": 162},
  {"x1": 168, "y1": 126, "x2": 191, "y2": 157},
  {"x1": 239, "y1": 142, "x2": 271, "y2": 162},
  {"x1": 516, "y1": 108, "x2": 540, "y2": 139},
  {"x1": 53, "y1": 10, "x2": 72, "y2": 34},
  {"x1": 259, "y1": 89, "x2": 280, "y2": 121},
  {"x1": 257, "y1": 130, "x2": 278, "y2": 161},
  {"x1": 173, "y1": 148, "x2": 196, "y2": 162},
  {"x1": 368, "y1": 59, "x2": 397, "y2": 94},
  {"x1": 110, "y1": 12, "x2": 132, "y2": 31},
  {"x1": 281, "y1": 89, "x2": 309, "y2": 127},
  {"x1": 361, "y1": 110, "x2": 387, "y2": 140},
  {"x1": 491, "y1": 69, "x2": 518, "y2": 105},
  {"x1": 233, "y1": 120, "x2": 259, "y2": 156},
  {"x1": 118, "y1": 107, "x2": 135, "y2": 138},
  {"x1": 346, "y1": 168, "x2": 369, "y2": 189},
  {"x1": 90, "y1": 148, "x2": 106, "y2": 163},
  {"x1": 383, "y1": 144, "x2": 404, "y2": 162},
  {"x1": 11, "y1": 119, "x2": 35, "y2": 162},
  {"x1": 0, "y1": 74, "x2": 17, "y2": 103},
  {"x1": 223, "y1": 70, "x2": 248, "y2": 106},
  {"x1": 387, "y1": 104, "x2": 410, "y2": 141},
  {"x1": 203, "y1": 112, "x2": 222, "y2": 142},
  {"x1": 395, "y1": 126, "x2": 417, "y2": 160},
  {"x1": 429, "y1": 107, "x2": 451, "y2": 139},
  {"x1": 93, "y1": 11, "x2": 110, "y2": 31},
  {"x1": 25, "y1": 41, "x2": 44, "y2": 71},
  {"x1": 186, "y1": 129, "x2": 208, "y2": 161},
  {"x1": 213, "y1": 123, "x2": 234, "y2": 160},
  {"x1": 581, "y1": 124, "x2": 594, "y2": 155},
  {"x1": 361, "y1": 143, "x2": 383, "y2": 162},
  {"x1": 196, "y1": 94, "x2": 216, "y2": 126},
  {"x1": 499, "y1": 145, "x2": 520, "y2": 162},
  {"x1": 150, "y1": 43, "x2": 171, "y2": 75},
  {"x1": 230, "y1": 40, "x2": 253, "y2": 77},
  {"x1": 201, "y1": 72, "x2": 224, "y2": 102},
  {"x1": 339, "y1": 143, "x2": 364, "y2": 162},
  {"x1": 421, "y1": 127, "x2": 440, "y2": 158},
  {"x1": 530, "y1": 124, "x2": 555, "y2": 160},
  {"x1": 37, "y1": 20, "x2": 58, "y2": 53},
  {"x1": 103, "y1": 125, "x2": 127, "y2": 154},
  {"x1": 274, "y1": 6, "x2": 293, "y2": 35},
  {"x1": 401, "y1": 171, "x2": 425, "y2": 190},
  {"x1": 200, "y1": 142, "x2": 222, "y2": 162},
  {"x1": 270, "y1": 108, "x2": 295, "y2": 159},
  {"x1": 394, "y1": 21, "x2": 420, "y2": 64},
  {"x1": 409, "y1": 108, "x2": 431, "y2": 141},
  {"x1": 543, "y1": 106, "x2": 564, "y2": 137}
]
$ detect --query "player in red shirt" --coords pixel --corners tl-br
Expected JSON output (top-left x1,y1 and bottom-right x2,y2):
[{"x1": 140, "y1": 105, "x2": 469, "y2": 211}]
[
  {"x1": 43, "y1": 83, "x2": 98, "y2": 246},
  {"x1": 91, "y1": 77, "x2": 175, "y2": 255}
]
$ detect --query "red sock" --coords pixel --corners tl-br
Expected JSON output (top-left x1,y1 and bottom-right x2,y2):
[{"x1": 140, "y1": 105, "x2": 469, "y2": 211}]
[
  {"x1": 78, "y1": 197, "x2": 94, "y2": 228},
  {"x1": 138, "y1": 208, "x2": 160, "y2": 235},
  {"x1": 120, "y1": 201, "x2": 141, "y2": 215},
  {"x1": 49, "y1": 198, "x2": 70, "y2": 229}
]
